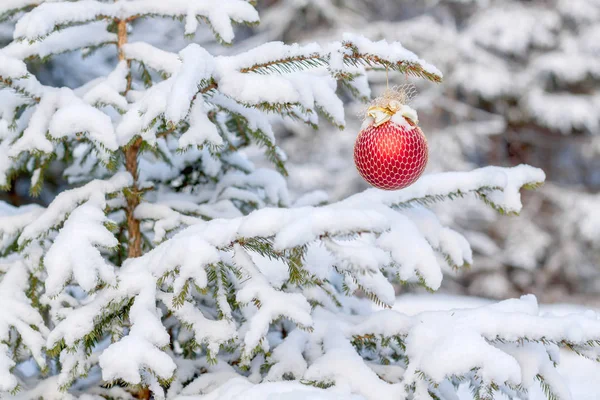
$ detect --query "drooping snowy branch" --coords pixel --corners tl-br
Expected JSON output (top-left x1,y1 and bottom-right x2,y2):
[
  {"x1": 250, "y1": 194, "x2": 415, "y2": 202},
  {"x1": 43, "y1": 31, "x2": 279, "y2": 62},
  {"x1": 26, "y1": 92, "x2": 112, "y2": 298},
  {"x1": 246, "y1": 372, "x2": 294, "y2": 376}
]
[
  {"x1": 115, "y1": 35, "x2": 439, "y2": 149},
  {"x1": 0, "y1": 258, "x2": 48, "y2": 394},
  {"x1": 37, "y1": 165, "x2": 552, "y2": 398},
  {"x1": 0, "y1": 0, "x2": 42, "y2": 21},
  {"x1": 3, "y1": 21, "x2": 117, "y2": 61},
  {"x1": 324, "y1": 295, "x2": 600, "y2": 400},
  {"x1": 13, "y1": 0, "x2": 259, "y2": 44},
  {"x1": 18, "y1": 172, "x2": 132, "y2": 247}
]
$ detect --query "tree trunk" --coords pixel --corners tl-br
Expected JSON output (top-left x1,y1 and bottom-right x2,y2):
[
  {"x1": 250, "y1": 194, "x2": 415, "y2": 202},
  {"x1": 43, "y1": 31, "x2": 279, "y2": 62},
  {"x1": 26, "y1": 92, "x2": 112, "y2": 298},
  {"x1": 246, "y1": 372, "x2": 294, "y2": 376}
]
[
  {"x1": 117, "y1": 18, "x2": 148, "y2": 400},
  {"x1": 117, "y1": 19, "x2": 142, "y2": 259}
]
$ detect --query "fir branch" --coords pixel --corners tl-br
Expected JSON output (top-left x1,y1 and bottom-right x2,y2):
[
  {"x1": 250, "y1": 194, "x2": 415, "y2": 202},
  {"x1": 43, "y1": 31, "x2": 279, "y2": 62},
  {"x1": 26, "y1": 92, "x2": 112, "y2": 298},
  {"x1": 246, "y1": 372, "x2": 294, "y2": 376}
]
[
  {"x1": 239, "y1": 54, "x2": 326, "y2": 74},
  {"x1": 437, "y1": 247, "x2": 471, "y2": 271},
  {"x1": 0, "y1": 2, "x2": 38, "y2": 22},
  {"x1": 315, "y1": 104, "x2": 345, "y2": 130},
  {"x1": 300, "y1": 379, "x2": 336, "y2": 389},
  {"x1": 15, "y1": 16, "x2": 113, "y2": 43},
  {"x1": 560, "y1": 340, "x2": 600, "y2": 363},
  {"x1": 536, "y1": 374, "x2": 561, "y2": 400},
  {"x1": 341, "y1": 41, "x2": 443, "y2": 83},
  {"x1": 29, "y1": 154, "x2": 56, "y2": 197},
  {"x1": 391, "y1": 187, "x2": 501, "y2": 210},
  {"x1": 218, "y1": 105, "x2": 288, "y2": 175},
  {"x1": 21, "y1": 41, "x2": 117, "y2": 64},
  {"x1": 0, "y1": 76, "x2": 41, "y2": 103},
  {"x1": 337, "y1": 72, "x2": 370, "y2": 102}
]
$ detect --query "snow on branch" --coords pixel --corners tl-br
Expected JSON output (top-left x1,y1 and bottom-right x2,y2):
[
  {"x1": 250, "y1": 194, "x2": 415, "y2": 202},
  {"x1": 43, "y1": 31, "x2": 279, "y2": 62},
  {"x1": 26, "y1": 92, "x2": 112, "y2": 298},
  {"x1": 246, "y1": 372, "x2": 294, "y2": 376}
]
[
  {"x1": 39, "y1": 165, "x2": 560, "y2": 397},
  {"x1": 232, "y1": 42, "x2": 325, "y2": 74},
  {"x1": 0, "y1": 202, "x2": 42, "y2": 253},
  {"x1": 48, "y1": 89, "x2": 119, "y2": 158},
  {"x1": 467, "y1": 5, "x2": 560, "y2": 59},
  {"x1": 2, "y1": 6, "x2": 443, "y2": 183},
  {"x1": 3, "y1": 21, "x2": 117, "y2": 61},
  {"x1": 0, "y1": 62, "x2": 44, "y2": 103},
  {"x1": 122, "y1": 42, "x2": 181, "y2": 77},
  {"x1": 139, "y1": 166, "x2": 540, "y2": 297},
  {"x1": 44, "y1": 194, "x2": 119, "y2": 296},
  {"x1": 0, "y1": 58, "x2": 121, "y2": 165},
  {"x1": 18, "y1": 172, "x2": 132, "y2": 247},
  {"x1": 234, "y1": 244, "x2": 313, "y2": 359},
  {"x1": 46, "y1": 260, "x2": 177, "y2": 396},
  {"x1": 76, "y1": 61, "x2": 129, "y2": 112},
  {"x1": 0, "y1": 0, "x2": 41, "y2": 21},
  {"x1": 14, "y1": 0, "x2": 259, "y2": 44},
  {"x1": 336, "y1": 33, "x2": 443, "y2": 83},
  {"x1": 118, "y1": 35, "x2": 439, "y2": 144},
  {"x1": 0, "y1": 258, "x2": 48, "y2": 394},
  {"x1": 0, "y1": 51, "x2": 30, "y2": 80},
  {"x1": 212, "y1": 35, "x2": 439, "y2": 120},
  {"x1": 165, "y1": 44, "x2": 215, "y2": 125},
  {"x1": 169, "y1": 295, "x2": 600, "y2": 400},
  {"x1": 348, "y1": 165, "x2": 546, "y2": 215},
  {"x1": 347, "y1": 295, "x2": 600, "y2": 399}
]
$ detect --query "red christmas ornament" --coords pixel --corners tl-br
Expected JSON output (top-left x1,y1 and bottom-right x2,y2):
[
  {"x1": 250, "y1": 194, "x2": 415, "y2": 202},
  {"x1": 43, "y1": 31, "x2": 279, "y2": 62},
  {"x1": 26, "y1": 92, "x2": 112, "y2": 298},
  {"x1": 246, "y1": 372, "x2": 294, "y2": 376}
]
[{"x1": 354, "y1": 121, "x2": 428, "y2": 190}]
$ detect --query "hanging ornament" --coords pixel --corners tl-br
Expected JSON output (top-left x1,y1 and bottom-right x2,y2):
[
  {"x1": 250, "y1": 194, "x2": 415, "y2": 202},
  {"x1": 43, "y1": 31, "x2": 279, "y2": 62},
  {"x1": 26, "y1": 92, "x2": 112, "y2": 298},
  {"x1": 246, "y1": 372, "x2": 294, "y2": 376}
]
[{"x1": 354, "y1": 84, "x2": 428, "y2": 190}]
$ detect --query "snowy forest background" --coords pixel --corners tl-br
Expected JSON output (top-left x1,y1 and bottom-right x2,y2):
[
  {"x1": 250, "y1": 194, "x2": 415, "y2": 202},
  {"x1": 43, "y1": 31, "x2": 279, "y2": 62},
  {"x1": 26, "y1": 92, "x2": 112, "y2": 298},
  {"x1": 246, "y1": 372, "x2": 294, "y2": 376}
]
[{"x1": 2, "y1": 0, "x2": 599, "y2": 306}]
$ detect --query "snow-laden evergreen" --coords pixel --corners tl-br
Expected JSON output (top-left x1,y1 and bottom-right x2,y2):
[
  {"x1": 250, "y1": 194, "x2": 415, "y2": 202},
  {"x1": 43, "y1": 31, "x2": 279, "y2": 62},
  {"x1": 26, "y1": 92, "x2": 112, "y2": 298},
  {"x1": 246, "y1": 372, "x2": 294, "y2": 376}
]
[{"x1": 0, "y1": 1, "x2": 598, "y2": 399}]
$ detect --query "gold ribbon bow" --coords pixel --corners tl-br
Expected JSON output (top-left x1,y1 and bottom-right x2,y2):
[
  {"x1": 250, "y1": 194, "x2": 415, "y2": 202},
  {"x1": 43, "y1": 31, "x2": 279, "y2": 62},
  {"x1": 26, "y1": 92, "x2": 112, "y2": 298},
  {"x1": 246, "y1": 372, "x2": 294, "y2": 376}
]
[
  {"x1": 367, "y1": 106, "x2": 394, "y2": 127},
  {"x1": 367, "y1": 101, "x2": 416, "y2": 127}
]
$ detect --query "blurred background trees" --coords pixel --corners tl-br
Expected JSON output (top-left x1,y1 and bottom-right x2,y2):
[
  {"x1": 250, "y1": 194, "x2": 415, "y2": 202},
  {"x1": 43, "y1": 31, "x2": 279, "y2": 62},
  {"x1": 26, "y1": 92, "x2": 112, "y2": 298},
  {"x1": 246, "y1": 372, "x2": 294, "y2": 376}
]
[{"x1": 2, "y1": 0, "x2": 599, "y2": 305}]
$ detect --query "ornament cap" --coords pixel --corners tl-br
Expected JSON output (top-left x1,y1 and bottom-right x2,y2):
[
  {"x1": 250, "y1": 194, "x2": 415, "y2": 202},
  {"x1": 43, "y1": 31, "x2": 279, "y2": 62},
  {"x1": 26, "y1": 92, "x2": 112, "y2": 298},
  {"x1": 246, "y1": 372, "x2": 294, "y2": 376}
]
[
  {"x1": 367, "y1": 106, "x2": 393, "y2": 127},
  {"x1": 366, "y1": 103, "x2": 418, "y2": 127},
  {"x1": 364, "y1": 85, "x2": 419, "y2": 128}
]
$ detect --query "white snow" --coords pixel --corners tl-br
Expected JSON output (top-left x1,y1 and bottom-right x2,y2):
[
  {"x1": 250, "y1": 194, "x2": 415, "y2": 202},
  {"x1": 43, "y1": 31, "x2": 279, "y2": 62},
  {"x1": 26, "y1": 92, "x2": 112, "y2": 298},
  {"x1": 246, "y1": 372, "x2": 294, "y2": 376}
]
[
  {"x1": 160, "y1": 292, "x2": 238, "y2": 357},
  {"x1": 166, "y1": 44, "x2": 215, "y2": 124},
  {"x1": 190, "y1": 377, "x2": 363, "y2": 400},
  {"x1": 0, "y1": 0, "x2": 41, "y2": 16},
  {"x1": 219, "y1": 41, "x2": 322, "y2": 72},
  {"x1": 210, "y1": 93, "x2": 276, "y2": 142},
  {"x1": 234, "y1": 245, "x2": 313, "y2": 359},
  {"x1": 0, "y1": 202, "x2": 43, "y2": 252},
  {"x1": 19, "y1": 172, "x2": 132, "y2": 245},
  {"x1": 44, "y1": 195, "x2": 118, "y2": 296},
  {"x1": 49, "y1": 95, "x2": 119, "y2": 153},
  {"x1": 122, "y1": 42, "x2": 181, "y2": 76},
  {"x1": 347, "y1": 165, "x2": 546, "y2": 215},
  {"x1": 79, "y1": 61, "x2": 129, "y2": 111},
  {"x1": 121, "y1": 84, "x2": 170, "y2": 145},
  {"x1": 14, "y1": 0, "x2": 259, "y2": 43},
  {"x1": 0, "y1": 50, "x2": 29, "y2": 78},
  {"x1": 342, "y1": 33, "x2": 443, "y2": 79},
  {"x1": 9, "y1": 89, "x2": 58, "y2": 157},
  {"x1": 0, "y1": 259, "x2": 49, "y2": 393},
  {"x1": 4, "y1": 21, "x2": 116, "y2": 60}
]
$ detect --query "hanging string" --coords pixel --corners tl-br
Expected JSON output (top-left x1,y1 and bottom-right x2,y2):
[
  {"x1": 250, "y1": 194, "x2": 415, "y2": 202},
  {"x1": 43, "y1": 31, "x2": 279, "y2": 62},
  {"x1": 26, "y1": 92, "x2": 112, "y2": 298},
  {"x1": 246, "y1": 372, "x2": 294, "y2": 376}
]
[{"x1": 366, "y1": 63, "x2": 417, "y2": 125}]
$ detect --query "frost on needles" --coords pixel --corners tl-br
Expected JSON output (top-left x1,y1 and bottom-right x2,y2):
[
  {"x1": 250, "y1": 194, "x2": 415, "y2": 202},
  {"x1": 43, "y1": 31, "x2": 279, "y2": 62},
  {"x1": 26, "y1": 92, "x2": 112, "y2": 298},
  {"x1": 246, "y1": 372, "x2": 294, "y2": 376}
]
[{"x1": 0, "y1": 1, "x2": 598, "y2": 400}]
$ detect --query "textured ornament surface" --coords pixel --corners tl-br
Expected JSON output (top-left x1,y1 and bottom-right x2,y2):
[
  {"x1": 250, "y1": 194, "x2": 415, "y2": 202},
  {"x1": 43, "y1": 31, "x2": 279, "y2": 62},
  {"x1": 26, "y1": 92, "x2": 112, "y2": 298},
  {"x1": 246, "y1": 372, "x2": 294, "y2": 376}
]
[{"x1": 354, "y1": 121, "x2": 428, "y2": 190}]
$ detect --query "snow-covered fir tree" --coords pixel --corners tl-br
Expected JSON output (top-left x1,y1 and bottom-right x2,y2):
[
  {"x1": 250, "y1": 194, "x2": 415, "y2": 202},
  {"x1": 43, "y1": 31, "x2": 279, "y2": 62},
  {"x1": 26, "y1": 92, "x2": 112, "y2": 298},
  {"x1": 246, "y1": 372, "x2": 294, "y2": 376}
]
[{"x1": 1, "y1": 1, "x2": 599, "y2": 399}]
